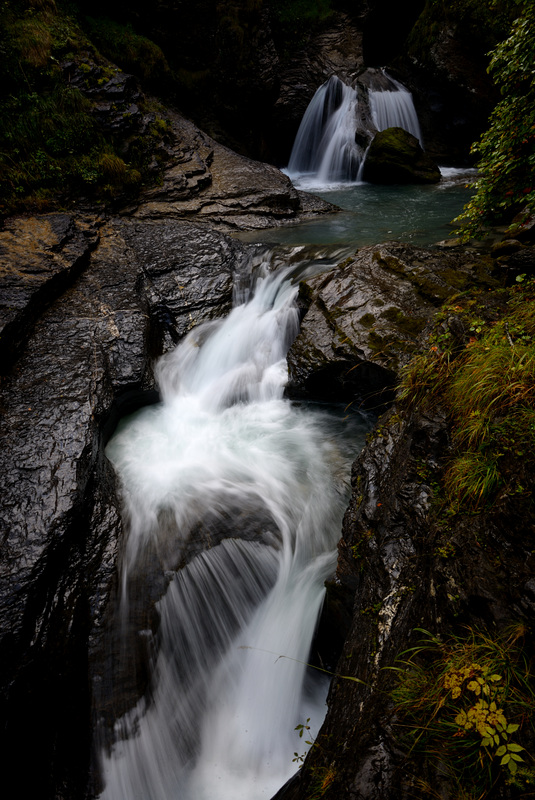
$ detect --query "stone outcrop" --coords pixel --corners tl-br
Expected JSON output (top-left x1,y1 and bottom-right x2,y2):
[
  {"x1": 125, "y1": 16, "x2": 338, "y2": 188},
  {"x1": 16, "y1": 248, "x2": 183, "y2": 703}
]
[
  {"x1": 0, "y1": 213, "x2": 248, "y2": 799},
  {"x1": 129, "y1": 111, "x2": 336, "y2": 231},
  {"x1": 362, "y1": 127, "x2": 441, "y2": 185},
  {"x1": 286, "y1": 241, "x2": 492, "y2": 406},
  {"x1": 275, "y1": 239, "x2": 535, "y2": 800},
  {"x1": 277, "y1": 395, "x2": 535, "y2": 800}
]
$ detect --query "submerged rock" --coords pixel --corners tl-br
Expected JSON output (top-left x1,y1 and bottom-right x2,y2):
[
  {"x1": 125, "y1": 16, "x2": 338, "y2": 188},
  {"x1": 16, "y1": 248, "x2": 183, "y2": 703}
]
[{"x1": 362, "y1": 127, "x2": 441, "y2": 184}]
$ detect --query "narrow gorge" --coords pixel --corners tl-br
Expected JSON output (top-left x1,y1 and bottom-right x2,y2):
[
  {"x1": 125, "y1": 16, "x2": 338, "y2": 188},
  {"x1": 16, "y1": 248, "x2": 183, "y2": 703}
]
[{"x1": 1, "y1": 2, "x2": 534, "y2": 800}]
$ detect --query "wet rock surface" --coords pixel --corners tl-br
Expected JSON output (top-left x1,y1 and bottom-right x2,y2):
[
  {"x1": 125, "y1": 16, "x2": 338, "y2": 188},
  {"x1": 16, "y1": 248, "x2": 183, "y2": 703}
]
[
  {"x1": 362, "y1": 127, "x2": 441, "y2": 185},
  {"x1": 128, "y1": 110, "x2": 336, "y2": 230},
  {"x1": 278, "y1": 238, "x2": 535, "y2": 800},
  {"x1": 286, "y1": 241, "x2": 492, "y2": 406},
  {"x1": 1, "y1": 197, "x2": 531, "y2": 800},
  {"x1": 278, "y1": 397, "x2": 535, "y2": 800},
  {"x1": 0, "y1": 213, "x2": 246, "y2": 798},
  {"x1": 280, "y1": 400, "x2": 533, "y2": 800},
  {"x1": 0, "y1": 215, "x2": 98, "y2": 372}
]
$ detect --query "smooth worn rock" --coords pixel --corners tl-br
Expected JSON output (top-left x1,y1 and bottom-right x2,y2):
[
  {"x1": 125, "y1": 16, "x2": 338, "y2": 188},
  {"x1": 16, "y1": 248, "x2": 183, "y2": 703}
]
[
  {"x1": 0, "y1": 214, "x2": 247, "y2": 799},
  {"x1": 127, "y1": 110, "x2": 336, "y2": 230},
  {"x1": 282, "y1": 399, "x2": 535, "y2": 800},
  {"x1": 286, "y1": 241, "x2": 493, "y2": 406},
  {"x1": 0, "y1": 214, "x2": 99, "y2": 372},
  {"x1": 362, "y1": 127, "x2": 441, "y2": 184}
]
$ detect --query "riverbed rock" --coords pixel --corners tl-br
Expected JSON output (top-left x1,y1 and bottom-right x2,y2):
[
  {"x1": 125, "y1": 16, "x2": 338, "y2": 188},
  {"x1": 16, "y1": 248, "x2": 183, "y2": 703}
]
[
  {"x1": 279, "y1": 389, "x2": 535, "y2": 800},
  {"x1": 362, "y1": 127, "x2": 441, "y2": 185},
  {"x1": 286, "y1": 241, "x2": 494, "y2": 406},
  {"x1": 126, "y1": 109, "x2": 336, "y2": 230},
  {"x1": 0, "y1": 213, "x2": 248, "y2": 799}
]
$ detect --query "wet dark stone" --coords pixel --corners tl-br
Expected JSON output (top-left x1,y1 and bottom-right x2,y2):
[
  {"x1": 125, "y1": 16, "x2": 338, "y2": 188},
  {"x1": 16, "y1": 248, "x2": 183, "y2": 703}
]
[
  {"x1": 286, "y1": 241, "x2": 491, "y2": 407},
  {"x1": 362, "y1": 127, "x2": 441, "y2": 185},
  {"x1": 0, "y1": 214, "x2": 247, "y2": 799}
]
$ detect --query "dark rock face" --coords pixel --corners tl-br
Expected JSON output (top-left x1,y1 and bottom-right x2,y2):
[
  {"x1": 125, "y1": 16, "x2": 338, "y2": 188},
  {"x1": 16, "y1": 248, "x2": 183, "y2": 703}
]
[
  {"x1": 0, "y1": 213, "x2": 247, "y2": 798},
  {"x1": 0, "y1": 215, "x2": 98, "y2": 372},
  {"x1": 128, "y1": 110, "x2": 336, "y2": 230},
  {"x1": 287, "y1": 242, "x2": 491, "y2": 406},
  {"x1": 278, "y1": 397, "x2": 535, "y2": 800},
  {"x1": 362, "y1": 127, "x2": 441, "y2": 185},
  {"x1": 271, "y1": 12, "x2": 366, "y2": 165}
]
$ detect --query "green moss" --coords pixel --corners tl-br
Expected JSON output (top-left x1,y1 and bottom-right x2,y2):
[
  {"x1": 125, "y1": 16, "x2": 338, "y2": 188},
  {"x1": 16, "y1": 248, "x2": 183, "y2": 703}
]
[
  {"x1": 359, "y1": 313, "x2": 376, "y2": 329},
  {"x1": 440, "y1": 269, "x2": 470, "y2": 290},
  {"x1": 83, "y1": 16, "x2": 170, "y2": 85},
  {"x1": 271, "y1": 0, "x2": 333, "y2": 28},
  {"x1": 381, "y1": 307, "x2": 427, "y2": 337}
]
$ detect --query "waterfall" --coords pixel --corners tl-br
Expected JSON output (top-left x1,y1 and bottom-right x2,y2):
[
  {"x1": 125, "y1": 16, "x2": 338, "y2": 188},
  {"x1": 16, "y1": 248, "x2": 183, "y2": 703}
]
[
  {"x1": 287, "y1": 76, "x2": 362, "y2": 184},
  {"x1": 98, "y1": 251, "x2": 371, "y2": 800},
  {"x1": 286, "y1": 70, "x2": 422, "y2": 186},
  {"x1": 369, "y1": 72, "x2": 422, "y2": 145}
]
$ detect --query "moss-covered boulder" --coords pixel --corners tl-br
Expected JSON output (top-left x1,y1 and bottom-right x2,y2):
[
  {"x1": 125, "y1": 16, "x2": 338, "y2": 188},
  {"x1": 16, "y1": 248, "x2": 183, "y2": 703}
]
[{"x1": 362, "y1": 127, "x2": 441, "y2": 185}]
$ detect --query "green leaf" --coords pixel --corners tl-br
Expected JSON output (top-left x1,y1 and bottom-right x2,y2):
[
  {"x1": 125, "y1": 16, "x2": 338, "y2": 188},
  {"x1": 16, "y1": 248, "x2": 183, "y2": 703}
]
[
  {"x1": 501, "y1": 754, "x2": 511, "y2": 765},
  {"x1": 481, "y1": 737, "x2": 493, "y2": 747},
  {"x1": 508, "y1": 759, "x2": 518, "y2": 774},
  {"x1": 506, "y1": 723, "x2": 520, "y2": 733},
  {"x1": 511, "y1": 753, "x2": 525, "y2": 762},
  {"x1": 496, "y1": 745, "x2": 507, "y2": 757},
  {"x1": 507, "y1": 743, "x2": 524, "y2": 752}
]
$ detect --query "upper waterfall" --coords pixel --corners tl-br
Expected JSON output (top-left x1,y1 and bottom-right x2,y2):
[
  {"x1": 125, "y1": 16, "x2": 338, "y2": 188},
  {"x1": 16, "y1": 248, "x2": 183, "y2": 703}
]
[
  {"x1": 287, "y1": 76, "x2": 362, "y2": 183},
  {"x1": 286, "y1": 70, "x2": 423, "y2": 186},
  {"x1": 369, "y1": 72, "x2": 422, "y2": 145}
]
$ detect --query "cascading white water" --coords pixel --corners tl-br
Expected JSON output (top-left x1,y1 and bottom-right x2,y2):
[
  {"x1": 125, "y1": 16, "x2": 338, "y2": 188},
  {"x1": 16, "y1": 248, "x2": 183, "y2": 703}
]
[
  {"x1": 286, "y1": 71, "x2": 423, "y2": 186},
  {"x1": 287, "y1": 76, "x2": 362, "y2": 184},
  {"x1": 99, "y1": 252, "x2": 371, "y2": 800},
  {"x1": 369, "y1": 72, "x2": 423, "y2": 145}
]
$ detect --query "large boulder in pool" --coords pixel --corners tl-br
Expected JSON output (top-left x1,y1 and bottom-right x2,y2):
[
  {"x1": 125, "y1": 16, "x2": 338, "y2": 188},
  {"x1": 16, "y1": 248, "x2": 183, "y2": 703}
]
[{"x1": 362, "y1": 127, "x2": 441, "y2": 185}]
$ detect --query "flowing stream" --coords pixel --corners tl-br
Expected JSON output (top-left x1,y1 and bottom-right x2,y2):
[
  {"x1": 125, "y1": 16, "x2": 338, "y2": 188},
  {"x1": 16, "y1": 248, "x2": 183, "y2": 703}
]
[
  {"x1": 99, "y1": 67, "x2": 475, "y2": 797},
  {"x1": 99, "y1": 254, "x2": 372, "y2": 799}
]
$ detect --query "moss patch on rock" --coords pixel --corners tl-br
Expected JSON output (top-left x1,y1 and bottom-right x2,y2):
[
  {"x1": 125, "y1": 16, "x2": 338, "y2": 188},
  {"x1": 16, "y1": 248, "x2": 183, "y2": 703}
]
[{"x1": 362, "y1": 127, "x2": 441, "y2": 185}]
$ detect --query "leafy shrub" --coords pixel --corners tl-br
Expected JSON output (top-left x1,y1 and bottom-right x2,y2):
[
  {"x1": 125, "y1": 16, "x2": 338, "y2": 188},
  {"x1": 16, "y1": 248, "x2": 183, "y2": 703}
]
[
  {"x1": 455, "y1": 0, "x2": 535, "y2": 238},
  {"x1": 392, "y1": 626, "x2": 535, "y2": 797}
]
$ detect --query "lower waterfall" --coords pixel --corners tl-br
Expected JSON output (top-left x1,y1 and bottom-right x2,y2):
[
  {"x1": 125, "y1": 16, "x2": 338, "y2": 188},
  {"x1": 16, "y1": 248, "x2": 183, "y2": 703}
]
[{"x1": 98, "y1": 252, "x2": 371, "y2": 800}]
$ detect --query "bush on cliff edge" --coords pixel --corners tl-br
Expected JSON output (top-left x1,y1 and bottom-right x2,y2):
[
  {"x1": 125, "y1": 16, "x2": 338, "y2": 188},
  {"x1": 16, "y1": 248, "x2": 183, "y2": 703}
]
[{"x1": 455, "y1": 0, "x2": 535, "y2": 238}]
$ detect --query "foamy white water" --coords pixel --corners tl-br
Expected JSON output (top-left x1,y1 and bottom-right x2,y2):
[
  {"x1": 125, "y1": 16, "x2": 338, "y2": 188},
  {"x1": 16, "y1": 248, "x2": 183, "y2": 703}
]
[
  {"x1": 99, "y1": 259, "x2": 370, "y2": 800},
  {"x1": 369, "y1": 74, "x2": 422, "y2": 145},
  {"x1": 287, "y1": 76, "x2": 363, "y2": 184}
]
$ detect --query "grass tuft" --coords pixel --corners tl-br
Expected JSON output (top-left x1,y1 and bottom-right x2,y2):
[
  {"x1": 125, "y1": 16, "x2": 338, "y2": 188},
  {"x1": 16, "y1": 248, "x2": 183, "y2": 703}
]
[{"x1": 397, "y1": 279, "x2": 535, "y2": 512}]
